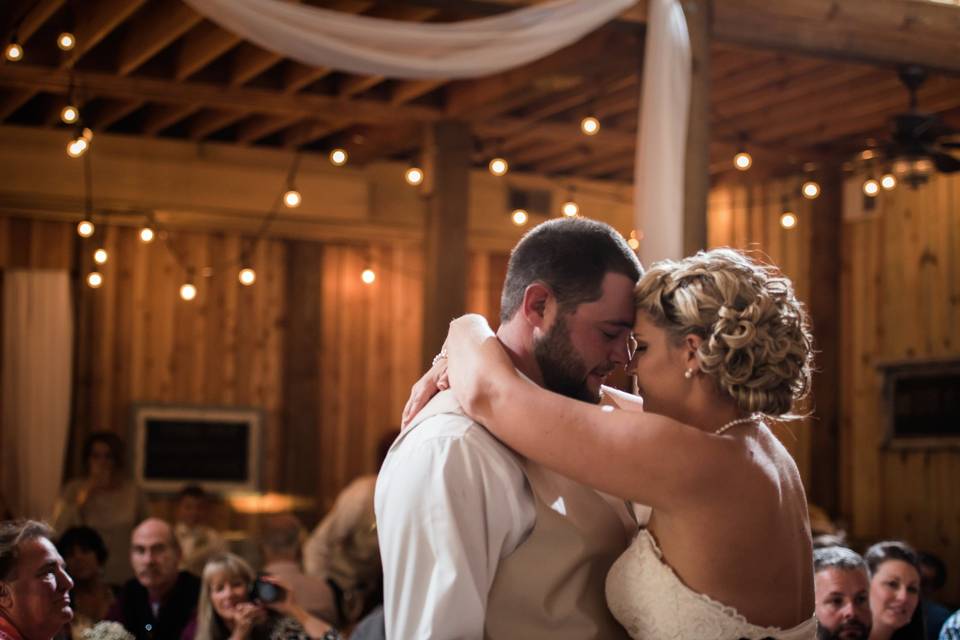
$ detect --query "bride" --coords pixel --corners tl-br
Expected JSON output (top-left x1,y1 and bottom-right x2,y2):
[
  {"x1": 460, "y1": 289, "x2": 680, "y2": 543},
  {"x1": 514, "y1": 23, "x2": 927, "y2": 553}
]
[{"x1": 410, "y1": 248, "x2": 818, "y2": 639}]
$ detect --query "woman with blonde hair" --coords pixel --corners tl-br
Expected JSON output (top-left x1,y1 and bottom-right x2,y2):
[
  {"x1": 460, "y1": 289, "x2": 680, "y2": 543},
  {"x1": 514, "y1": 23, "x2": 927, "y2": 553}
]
[
  {"x1": 409, "y1": 248, "x2": 818, "y2": 639},
  {"x1": 192, "y1": 553, "x2": 339, "y2": 640}
]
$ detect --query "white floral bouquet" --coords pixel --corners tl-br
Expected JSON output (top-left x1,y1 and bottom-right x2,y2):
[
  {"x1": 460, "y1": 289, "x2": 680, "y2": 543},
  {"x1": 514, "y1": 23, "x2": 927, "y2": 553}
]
[{"x1": 81, "y1": 621, "x2": 135, "y2": 640}]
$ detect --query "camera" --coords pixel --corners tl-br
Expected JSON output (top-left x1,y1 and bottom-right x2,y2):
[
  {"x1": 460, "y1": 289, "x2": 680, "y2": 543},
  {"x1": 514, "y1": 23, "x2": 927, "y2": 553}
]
[{"x1": 249, "y1": 577, "x2": 286, "y2": 604}]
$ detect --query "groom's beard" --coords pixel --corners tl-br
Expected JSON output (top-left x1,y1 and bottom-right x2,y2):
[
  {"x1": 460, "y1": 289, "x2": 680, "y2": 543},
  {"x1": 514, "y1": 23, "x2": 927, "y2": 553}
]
[
  {"x1": 533, "y1": 314, "x2": 596, "y2": 403},
  {"x1": 816, "y1": 620, "x2": 870, "y2": 640}
]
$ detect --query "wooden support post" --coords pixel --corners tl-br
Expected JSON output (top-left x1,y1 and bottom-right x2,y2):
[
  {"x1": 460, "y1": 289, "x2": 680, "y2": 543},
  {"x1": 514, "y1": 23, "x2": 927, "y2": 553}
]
[
  {"x1": 421, "y1": 121, "x2": 471, "y2": 369},
  {"x1": 683, "y1": 0, "x2": 711, "y2": 256},
  {"x1": 282, "y1": 241, "x2": 322, "y2": 497},
  {"x1": 807, "y1": 165, "x2": 843, "y2": 516}
]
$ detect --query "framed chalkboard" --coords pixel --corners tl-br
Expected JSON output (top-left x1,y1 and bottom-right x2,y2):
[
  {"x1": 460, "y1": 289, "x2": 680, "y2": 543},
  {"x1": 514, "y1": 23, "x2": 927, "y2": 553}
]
[
  {"x1": 131, "y1": 404, "x2": 263, "y2": 492},
  {"x1": 879, "y1": 359, "x2": 960, "y2": 449}
]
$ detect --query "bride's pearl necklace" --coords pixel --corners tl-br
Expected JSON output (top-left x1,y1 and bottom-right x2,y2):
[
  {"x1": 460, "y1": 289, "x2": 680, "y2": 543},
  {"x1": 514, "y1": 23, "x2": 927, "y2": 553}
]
[{"x1": 714, "y1": 416, "x2": 758, "y2": 435}]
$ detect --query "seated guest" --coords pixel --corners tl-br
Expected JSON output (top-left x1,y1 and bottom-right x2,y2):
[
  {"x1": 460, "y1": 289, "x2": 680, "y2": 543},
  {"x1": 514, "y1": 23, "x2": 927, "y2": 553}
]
[
  {"x1": 106, "y1": 518, "x2": 200, "y2": 640},
  {"x1": 0, "y1": 520, "x2": 74, "y2": 640},
  {"x1": 57, "y1": 527, "x2": 115, "y2": 638},
  {"x1": 303, "y1": 432, "x2": 396, "y2": 624},
  {"x1": 260, "y1": 515, "x2": 336, "y2": 624},
  {"x1": 173, "y1": 486, "x2": 226, "y2": 577},
  {"x1": 191, "y1": 553, "x2": 340, "y2": 640},
  {"x1": 940, "y1": 609, "x2": 960, "y2": 640},
  {"x1": 814, "y1": 546, "x2": 872, "y2": 639},
  {"x1": 918, "y1": 552, "x2": 953, "y2": 640},
  {"x1": 52, "y1": 431, "x2": 149, "y2": 586},
  {"x1": 866, "y1": 541, "x2": 925, "y2": 640}
]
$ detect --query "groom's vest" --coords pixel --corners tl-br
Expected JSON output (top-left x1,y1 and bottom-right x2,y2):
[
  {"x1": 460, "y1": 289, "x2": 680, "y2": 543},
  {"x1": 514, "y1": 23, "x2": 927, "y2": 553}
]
[{"x1": 405, "y1": 391, "x2": 632, "y2": 640}]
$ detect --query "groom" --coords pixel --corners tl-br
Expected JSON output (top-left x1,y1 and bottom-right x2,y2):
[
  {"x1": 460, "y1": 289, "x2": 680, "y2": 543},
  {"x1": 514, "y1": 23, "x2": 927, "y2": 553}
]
[{"x1": 376, "y1": 217, "x2": 642, "y2": 638}]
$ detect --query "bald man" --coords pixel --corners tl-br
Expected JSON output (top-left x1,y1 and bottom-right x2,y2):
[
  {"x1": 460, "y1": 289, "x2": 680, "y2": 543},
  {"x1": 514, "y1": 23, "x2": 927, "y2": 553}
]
[{"x1": 106, "y1": 518, "x2": 200, "y2": 640}]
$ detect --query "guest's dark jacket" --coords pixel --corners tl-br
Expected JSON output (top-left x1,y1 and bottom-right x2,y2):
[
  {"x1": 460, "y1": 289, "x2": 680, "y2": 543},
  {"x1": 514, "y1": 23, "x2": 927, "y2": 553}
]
[{"x1": 106, "y1": 571, "x2": 200, "y2": 640}]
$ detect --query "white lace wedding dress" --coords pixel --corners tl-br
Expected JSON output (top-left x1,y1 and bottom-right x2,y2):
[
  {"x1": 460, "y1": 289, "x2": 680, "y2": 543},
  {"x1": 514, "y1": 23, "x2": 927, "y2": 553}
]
[{"x1": 605, "y1": 508, "x2": 817, "y2": 640}]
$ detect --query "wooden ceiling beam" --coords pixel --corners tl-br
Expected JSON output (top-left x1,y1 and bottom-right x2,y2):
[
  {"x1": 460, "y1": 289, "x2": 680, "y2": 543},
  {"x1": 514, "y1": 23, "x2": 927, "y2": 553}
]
[
  {"x1": 189, "y1": 109, "x2": 248, "y2": 140},
  {"x1": 89, "y1": 98, "x2": 143, "y2": 129},
  {"x1": 579, "y1": 153, "x2": 635, "y2": 178},
  {"x1": 175, "y1": 21, "x2": 240, "y2": 81},
  {"x1": 142, "y1": 103, "x2": 201, "y2": 136},
  {"x1": 282, "y1": 120, "x2": 349, "y2": 149},
  {"x1": 8, "y1": 0, "x2": 64, "y2": 43},
  {"x1": 282, "y1": 63, "x2": 335, "y2": 93},
  {"x1": 344, "y1": 122, "x2": 423, "y2": 164},
  {"x1": 236, "y1": 114, "x2": 304, "y2": 145},
  {"x1": 713, "y1": 0, "x2": 960, "y2": 75},
  {"x1": 710, "y1": 56, "x2": 824, "y2": 105},
  {"x1": 0, "y1": 89, "x2": 35, "y2": 121},
  {"x1": 230, "y1": 43, "x2": 283, "y2": 87},
  {"x1": 391, "y1": 79, "x2": 446, "y2": 106},
  {"x1": 116, "y1": 1, "x2": 203, "y2": 76},
  {"x1": 68, "y1": 0, "x2": 147, "y2": 69}
]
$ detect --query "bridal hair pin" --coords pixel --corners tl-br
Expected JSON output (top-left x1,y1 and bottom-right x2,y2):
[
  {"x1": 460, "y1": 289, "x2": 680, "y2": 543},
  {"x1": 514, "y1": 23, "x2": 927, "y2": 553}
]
[{"x1": 714, "y1": 415, "x2": 759, "y2": 435}]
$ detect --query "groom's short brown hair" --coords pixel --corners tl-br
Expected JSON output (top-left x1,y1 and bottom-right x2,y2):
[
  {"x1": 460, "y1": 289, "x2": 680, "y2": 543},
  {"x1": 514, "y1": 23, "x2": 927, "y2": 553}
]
[{"x1": 499, "y1": 217, "x2": 642, "y2": 323}]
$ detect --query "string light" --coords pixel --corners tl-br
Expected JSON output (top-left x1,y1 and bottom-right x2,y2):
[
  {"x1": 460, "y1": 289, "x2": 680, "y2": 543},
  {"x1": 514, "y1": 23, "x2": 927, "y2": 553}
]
[
  {"x1": 57, "y1": 32, "x2": 75, "y2": 51},
  {"x1": 488, "y1": 157, "x2": 509, "y2": 177},
  {"x1": 580, "y1": 116, "x2": 600, "y2": 136},
  {"x1": 361, "y1": 268, "x2": 376, "y2": 285},
  {"x1": 61, "y1": 104, "x2": 79, "y2": 124},
  {"x1": 780, "y1": 211, "x2": 798, "y2": 229},
  {"x1": 733, "y1": 151, "x2": 752, "y2": 171},
  {"x1": 511, "y1": 208, "x2": 528, "y2": 226},
  {"x1": 238, "y1": 267, "x2": 256, "y2": 286},
  {"x1": 66, "y1": 127, "x2": 93, "y2": 158},
  {"x1": 329, "y1": 148, "x2": 348, "y2": 166},
  {"x1": 86, "y1": 272, "x2": 103, "y2": 288},
  {"x1": 562, "y1": 200, "x2": 579, "y2": 217},
  {"x1": 4, "y1": 38, "x2": 23, "y2": 62},
  {"x1": 404, "y1": 166, "x2": 424, "y2": 186},
  {"x1": 77, "y1": 220, "x2": 95, "y2": 238},
  {"x1": 881, "y1": 173, "x2": 897, "y2": 190},
  {"x1": 93, "y1": 248, "x2": 108, "y2": 264},
  {"x1": 801, "y1": 180, "x2": 820, "y2": 199},
  {"x1": 627, "y1": 230, "x2": 641, "y2": 251},
  {"x1": 282, "y1": 189, "x2": 301, "y2": 208},
  {"x1": 139, "y1": 227, "x2": 155, "y2": 243},
  {"x1": 179, "y1": 282, "x2": 197, "y2": 301},
  {"x1": 862, "y1": 177, "x2": 880, "y2": 197}
]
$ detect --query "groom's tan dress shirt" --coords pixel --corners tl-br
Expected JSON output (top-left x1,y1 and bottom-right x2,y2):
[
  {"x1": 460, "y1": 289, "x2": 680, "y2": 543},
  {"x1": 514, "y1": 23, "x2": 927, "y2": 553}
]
[{"x1": 376, "y1": 389, "x2": 632, "y2": 639}]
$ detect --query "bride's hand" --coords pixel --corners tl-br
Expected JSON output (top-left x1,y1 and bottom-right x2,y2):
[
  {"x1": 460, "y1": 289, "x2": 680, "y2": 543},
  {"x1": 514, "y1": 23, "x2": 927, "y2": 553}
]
[
  {"x1": 400, "y1": 351, "x2": 450, "y2": 428},
  {"x1": 446, "y1": 315, "x2": 511, "y2": 419}
]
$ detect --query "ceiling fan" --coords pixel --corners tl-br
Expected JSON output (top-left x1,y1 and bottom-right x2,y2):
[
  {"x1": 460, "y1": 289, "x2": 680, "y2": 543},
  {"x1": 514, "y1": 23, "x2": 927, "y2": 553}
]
[{"x1": 866, "y1": 66, "x2": 960, "y2": 188}]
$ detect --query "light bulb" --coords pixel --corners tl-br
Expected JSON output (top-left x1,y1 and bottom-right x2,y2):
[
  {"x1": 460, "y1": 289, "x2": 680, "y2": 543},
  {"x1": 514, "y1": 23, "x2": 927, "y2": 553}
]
[
  {"x1": 628, "y1": 230, "x2": 641, "y2": 250},
  {"x1": 180, "y1": 283, "x2": 197, "y2": 301},
  {"x1": 139, "y1": 227, "x2": 155, "y2": 243},
  {"x1": 780, "y1": 212, "x2": 798, "y2": 229},
  {"x1": 77, "y1": 220, "x2": 95, "y2": 238},
  {"x1": 329, "y1": 148, "x2": 348, "y2": 166},
  {"x1": 511, "y1": 209, "x2": 528, "y2": 226},
  {"x1": 580, "y1": 116, "x2": 600, "y2": 136},
  {"x1": 61, "y1": 105, "x2": 78, "y2": 124},
  {"x1": 862, "y1": 178, "x2": 880, "y2": 197},
  {"x1": 361, "y1": 268, "x2": 376, "y2": 285},
  {"x1": 86, "y1": 272, "x2": 103, "y2": 288},
  {"x1": 57, "y1": 32, "x2": 75, "y2": 51},
  {"x1": 66, "y1": 137, "x2": 88, "y2": 158},
  {"x1": 283, "y1": 189, "x2": 302, "y2": 208},
  {"x1": 4, "y1": 41, "x2": 22, "y2": 62},
  {"x1": 733, "y1": 151, "x2": 752, "y2": 171},
  {"x1": 81, "y1": 127, "x2": 93, "y2": 142},
  {"x1": 93, "y1": 248, "x2": 108, "y2": 264},
  {"x1": 404, "y1": 167, "x2": 424, "y2": 186},
  {"x1": 562, "y1": 200, "x2": 579, "y2": 217},
  {"x1": 881, "y1": 173, "x2": 897, "y2": 190},
  {"x1": 488, "y1": 157, "x2": 508, "y2": 177},
  {"x1": 801, "y1": 181, "x2": 820, "y2": 199},
  {"x1": 238, "y1": 268, "x2": 256, "y2": 286}
]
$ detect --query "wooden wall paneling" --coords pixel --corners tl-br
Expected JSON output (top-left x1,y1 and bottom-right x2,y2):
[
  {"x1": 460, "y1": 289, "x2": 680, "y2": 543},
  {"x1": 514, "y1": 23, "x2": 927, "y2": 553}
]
[
  {"x1": 257, "y1": 237, "x2": 286, "y2": 492},
  {"x1": 385, "y1": 245, "x2": 424, "y2": 445}
]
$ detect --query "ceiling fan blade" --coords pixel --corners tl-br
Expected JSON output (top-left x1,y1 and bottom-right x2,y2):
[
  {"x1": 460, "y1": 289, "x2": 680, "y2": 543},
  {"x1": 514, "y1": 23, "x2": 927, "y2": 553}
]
[{"x1": 932, "y1": 151, "x2": 960, "y2": 173}]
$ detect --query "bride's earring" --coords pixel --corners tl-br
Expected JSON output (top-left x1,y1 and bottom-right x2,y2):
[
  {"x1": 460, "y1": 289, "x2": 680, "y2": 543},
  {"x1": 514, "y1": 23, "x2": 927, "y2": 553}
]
[{"x1": 684, "y1": 368, "x2": 694, "y2": 379}]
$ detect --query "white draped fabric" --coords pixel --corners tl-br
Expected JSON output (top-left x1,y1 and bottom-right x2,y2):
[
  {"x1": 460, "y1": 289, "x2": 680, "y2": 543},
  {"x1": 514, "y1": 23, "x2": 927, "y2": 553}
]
[
  {"x1": 1, "y1": 270, "x2": 73, "y2": 519},
  {"x1": 634, "y1": 0, "x2": 691, "y2": 266},
  {"x1": 182, "y1": 0, "x2": 636, "y2": 79}
]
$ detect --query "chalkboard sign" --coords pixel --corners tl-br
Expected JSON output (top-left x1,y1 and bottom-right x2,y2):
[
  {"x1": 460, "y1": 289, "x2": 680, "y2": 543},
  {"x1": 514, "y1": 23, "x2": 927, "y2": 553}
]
[
  {"x1": 881, "y1": 359, "x2": 960, "y2": 448},
  {"x1": 132, "y1": 405, "x2": 262, "y2": 492}
]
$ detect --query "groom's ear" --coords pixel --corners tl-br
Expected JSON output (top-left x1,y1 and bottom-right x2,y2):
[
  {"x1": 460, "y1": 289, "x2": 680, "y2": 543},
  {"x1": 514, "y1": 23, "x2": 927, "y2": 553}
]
[{"x1": 520, "y1": 282, "x2": 553, "y2": 328}]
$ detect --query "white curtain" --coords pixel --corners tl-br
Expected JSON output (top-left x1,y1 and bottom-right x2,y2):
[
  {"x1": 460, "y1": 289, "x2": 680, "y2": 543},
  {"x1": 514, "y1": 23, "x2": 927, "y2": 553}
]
[
  {"x1": 634, "y1": 0, "x2": 690, "y2": 266},
  {"x1": 182, "y1": 0, "x2": 636, "y2": 79},
  {"x1": 1, "y1": 270, "x2": 73, "y2": 520}
]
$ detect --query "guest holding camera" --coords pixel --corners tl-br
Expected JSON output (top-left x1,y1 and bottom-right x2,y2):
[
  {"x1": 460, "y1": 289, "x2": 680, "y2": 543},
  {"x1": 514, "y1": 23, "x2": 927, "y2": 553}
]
[{"x1": 191, "y1": 553, "x2": 339, "y2": 640}]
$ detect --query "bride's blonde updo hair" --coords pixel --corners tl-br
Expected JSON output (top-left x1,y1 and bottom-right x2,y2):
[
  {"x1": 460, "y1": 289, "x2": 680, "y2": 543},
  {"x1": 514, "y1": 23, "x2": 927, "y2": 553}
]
[{"x1": 634, "y1": 248, "x2": 813, "y2": 417}]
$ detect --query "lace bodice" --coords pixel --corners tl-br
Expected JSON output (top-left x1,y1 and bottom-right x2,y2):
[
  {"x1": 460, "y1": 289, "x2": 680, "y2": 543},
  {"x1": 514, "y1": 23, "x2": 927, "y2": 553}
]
[{"x1": 605, "y1": 529, "x2": 817, "y2": 640}]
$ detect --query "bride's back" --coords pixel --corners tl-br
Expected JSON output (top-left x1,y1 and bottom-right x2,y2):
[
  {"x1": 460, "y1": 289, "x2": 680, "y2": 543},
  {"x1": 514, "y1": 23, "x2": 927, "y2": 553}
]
[{"x1": 648, "y1": 425, "x2": 814, "y2": 629}]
